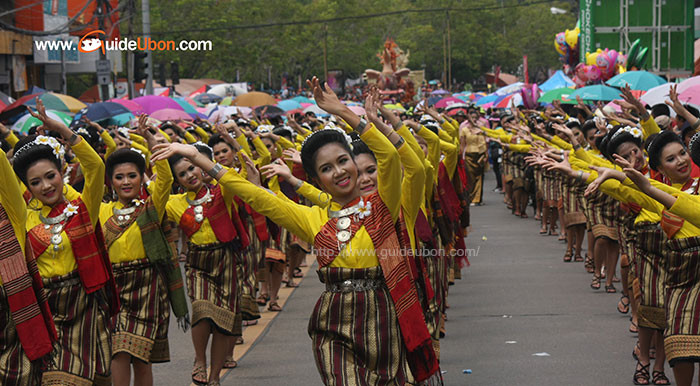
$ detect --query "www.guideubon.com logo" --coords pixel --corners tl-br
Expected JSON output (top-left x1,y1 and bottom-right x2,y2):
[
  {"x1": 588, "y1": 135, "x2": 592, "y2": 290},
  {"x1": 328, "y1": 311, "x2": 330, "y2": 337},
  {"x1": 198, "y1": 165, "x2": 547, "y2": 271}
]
[{"x1": 39, "y1": 30, "x2": 213, "y2": 53}]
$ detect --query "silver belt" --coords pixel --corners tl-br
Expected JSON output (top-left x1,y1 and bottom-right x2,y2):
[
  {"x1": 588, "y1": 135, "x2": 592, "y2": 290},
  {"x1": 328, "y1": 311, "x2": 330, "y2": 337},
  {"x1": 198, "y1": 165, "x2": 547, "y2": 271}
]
[
  {"x1": 325, "y1": 278, "x2": 383, "y2": 293},
  {"x1": 42, "y1": 276, "x2": 81, "y2": 289}
]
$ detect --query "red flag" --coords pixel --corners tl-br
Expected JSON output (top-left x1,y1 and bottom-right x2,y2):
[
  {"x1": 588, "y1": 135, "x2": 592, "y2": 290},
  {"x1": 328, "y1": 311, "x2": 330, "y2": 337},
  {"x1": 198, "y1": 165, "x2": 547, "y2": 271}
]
[{"x1": 523, "y1": 55, "x2": 529, "y2": 84}]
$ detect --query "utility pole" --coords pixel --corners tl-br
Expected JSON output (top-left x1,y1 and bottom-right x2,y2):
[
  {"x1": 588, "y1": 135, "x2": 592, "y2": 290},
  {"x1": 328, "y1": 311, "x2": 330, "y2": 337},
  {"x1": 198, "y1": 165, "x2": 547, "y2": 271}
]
[
  {"x1": 323, "y1": 23, "x2": 328, "y2": 82},
  {"x1": 96, "y1": 0, "x2": 110, "y2": 101},
  {"x1": 142, "y1": 0, "x2": 154, "y2": 95},
  {"x1": 442, "y1": 18, "x2": 447, "y2": 86},
  {"x1": 126, "y1": 0, "x2": 135, "y2": 98},
  {"x1": 446, "y1": 11, "x2": 452, "y2": 91}
]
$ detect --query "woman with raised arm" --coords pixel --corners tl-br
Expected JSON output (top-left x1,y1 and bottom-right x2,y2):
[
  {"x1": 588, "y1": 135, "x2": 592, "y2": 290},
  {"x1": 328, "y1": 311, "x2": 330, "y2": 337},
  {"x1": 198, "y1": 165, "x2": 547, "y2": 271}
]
[
  {"x1": 151, "y1": 77, "x2": 440, "y2": 386},
  {"x1": 12, "y1": 100, "x2": 118, "y2": 386},
  {"x1": 0, "y1": 145, "x2": 57, "y2": 386},
  {"x1": 99, "y1": 114, "x2": 189, "y2": 386}
]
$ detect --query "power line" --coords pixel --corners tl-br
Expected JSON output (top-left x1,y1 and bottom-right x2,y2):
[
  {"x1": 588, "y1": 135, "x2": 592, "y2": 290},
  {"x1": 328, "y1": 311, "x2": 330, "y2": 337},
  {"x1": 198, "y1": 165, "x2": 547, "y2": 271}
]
[{"x1": 148, "y1": 0, "x2": 563, "y2": 36}]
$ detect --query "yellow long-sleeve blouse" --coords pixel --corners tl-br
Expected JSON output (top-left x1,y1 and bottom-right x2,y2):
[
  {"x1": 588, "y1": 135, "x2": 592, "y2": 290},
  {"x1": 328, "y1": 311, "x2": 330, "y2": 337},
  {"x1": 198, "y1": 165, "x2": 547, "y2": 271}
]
[
  {"x1": 395, "y1": 125, "x2": 427, "y2": 250},
  {"x1": 0, "y1": 148, "x2": 26, "y2": 254},
  {"x1": 25, "y1": 139, "x2": 105, "y2": 278},
  {"x1": 99, "y1": 159, "x2": 173, "y2": 263},
  {"x1": 220, "y1": 124, "x2": 402, "y2": 268}
]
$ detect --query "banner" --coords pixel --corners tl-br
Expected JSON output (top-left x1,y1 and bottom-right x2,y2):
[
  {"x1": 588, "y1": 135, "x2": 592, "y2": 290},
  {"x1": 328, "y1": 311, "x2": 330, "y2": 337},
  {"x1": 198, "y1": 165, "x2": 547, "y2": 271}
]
[{"x1": 579, "y1": 0, "x2": 595, "y2": 62}]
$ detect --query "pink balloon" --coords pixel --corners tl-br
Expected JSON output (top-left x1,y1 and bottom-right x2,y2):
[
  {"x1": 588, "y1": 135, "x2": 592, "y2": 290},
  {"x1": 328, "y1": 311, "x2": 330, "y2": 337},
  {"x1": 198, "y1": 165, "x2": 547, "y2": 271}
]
[{"x1": 583, "y1": 65, "x2": 602, "y2": 83}]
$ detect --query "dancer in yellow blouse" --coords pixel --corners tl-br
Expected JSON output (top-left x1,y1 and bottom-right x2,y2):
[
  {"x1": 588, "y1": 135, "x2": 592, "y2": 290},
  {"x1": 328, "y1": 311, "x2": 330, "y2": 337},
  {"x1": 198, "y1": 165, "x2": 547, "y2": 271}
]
[
  {"x1": 151, "y1": 77, "x2": 440, "y2": 386},
  {"x1": 12, "y1": 100, "x2": 118, "y2": 386}
]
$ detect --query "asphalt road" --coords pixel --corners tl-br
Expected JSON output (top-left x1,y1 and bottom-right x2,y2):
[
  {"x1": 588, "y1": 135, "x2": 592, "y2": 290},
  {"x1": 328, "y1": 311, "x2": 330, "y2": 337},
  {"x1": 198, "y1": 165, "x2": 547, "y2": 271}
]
[{"x1": 152, "y1": 173, "x2": 671, "y2": 385}]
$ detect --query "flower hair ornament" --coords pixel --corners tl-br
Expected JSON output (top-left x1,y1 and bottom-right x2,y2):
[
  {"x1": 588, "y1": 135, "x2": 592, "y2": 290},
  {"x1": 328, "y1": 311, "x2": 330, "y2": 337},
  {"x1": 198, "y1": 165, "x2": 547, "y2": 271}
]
[
  {"x1": 130, "y1": 147, "x2": 147, "y2": 159},
  {"x1": 193, "y1": 141, "x2": 213, "y2": 154},
  {"x1": 300, "y1": 126, "x2": 355, "y2": 151},
  {"x1": 255, "y1": 125, "x2": 274, "y2": 134},
  {"x1": 13, "y1": 135, "x2": 65, "y2": 161},
  {"x1": 611, "y1": 125, "x2": 643, "y2": 140},
  {"x1": 567, "y1": 117, "x2": 581, "y2": 125}
]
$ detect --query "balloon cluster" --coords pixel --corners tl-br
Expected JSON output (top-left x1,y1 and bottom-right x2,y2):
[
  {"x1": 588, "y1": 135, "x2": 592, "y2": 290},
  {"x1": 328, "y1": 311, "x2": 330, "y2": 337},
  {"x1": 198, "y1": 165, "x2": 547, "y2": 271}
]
[
  {"x1": 554, "y1": 28, "x2": 580, "y2": 69},
  {"x1": 519, "y1": 84, "x2": 540, "y2": 109},
  {"x1": 555, "y1": 25, "x2": 650, "y2": 88}
]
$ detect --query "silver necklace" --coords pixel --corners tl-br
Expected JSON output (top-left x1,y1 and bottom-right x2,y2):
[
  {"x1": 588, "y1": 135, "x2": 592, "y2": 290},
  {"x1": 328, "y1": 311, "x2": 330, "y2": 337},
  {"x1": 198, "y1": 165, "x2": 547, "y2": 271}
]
[
  {"x1": 39, "y1": 212, "x2": 67, "y2": 251},
  {"x1": 186, "y1": 187, "x2": 212, "y2": 223},
  {"x1": 328, "y1": 204, "x2": 360, "y2": 251}
]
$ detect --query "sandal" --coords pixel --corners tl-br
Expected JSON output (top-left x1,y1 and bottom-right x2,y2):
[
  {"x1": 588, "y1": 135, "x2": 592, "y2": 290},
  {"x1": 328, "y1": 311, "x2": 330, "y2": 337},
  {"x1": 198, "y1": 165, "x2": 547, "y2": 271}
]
[
  {"x1": 539, "y1": 228, "x2": 548, "y2": 234},
  {"x1": 633, "y1": 361, "x2": 650, "y2": 385},
  {"x1": 652, "y1": 370, "x2": 670, "y2": 385},
  {"x1": 558, "y1": 233, "x2": 566, "y2": 241},
  {"x1": 574, "y1": 254, "x2": 584, "y2": 262},
  {"x1": 590, "y1": 275, "x2": 601, "y2": 290},
  {"x1": 633, "y1": 341, "x2": 641, "y2": 361},
  {"x1": 605, "y1": 284, "x2": 617, "y2": 293},
  {"x1": 235, "y1": 336, "x2": 244, "y2": 345},
  {"x1": 223, "y1": 357, "x2": 238, "y2": 369},
  {"x1": 618, "y1": 295, "x2": 630, "y2": 314},
  {"x1": 293, "y1": 267, "x2": 303, "y2": 278},
  {"x1": 584, "y1": 254, "x2": 595, "y2": 273},
  {"x1": 563, "y1": 250, "x2": 573, "y2": 262},
  {"x1": 256, "y1": 294, "x2": 268, "y2": 306},
  {"x1": 520, "y1": 213, "x2": 528, "y2": 218},
  {"x1": 285, "y1": 281, "x2": 299, "y2": 288},
  {"x1": 630, "y1": 319, "x2": 639, "y2": 334},
  {"x1": 268, "y1": 302, "x2": 282, "y2": 312},
  {"x1": 192, "y1": 362, "x2": 208, "y2": 385}
]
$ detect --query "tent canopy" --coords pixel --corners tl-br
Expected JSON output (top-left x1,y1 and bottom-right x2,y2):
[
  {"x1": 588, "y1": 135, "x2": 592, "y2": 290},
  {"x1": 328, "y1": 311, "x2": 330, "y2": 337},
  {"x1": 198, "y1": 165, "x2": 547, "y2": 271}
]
[{"x1": 539, "y1": 70, "x2": 575, "y2": 92}]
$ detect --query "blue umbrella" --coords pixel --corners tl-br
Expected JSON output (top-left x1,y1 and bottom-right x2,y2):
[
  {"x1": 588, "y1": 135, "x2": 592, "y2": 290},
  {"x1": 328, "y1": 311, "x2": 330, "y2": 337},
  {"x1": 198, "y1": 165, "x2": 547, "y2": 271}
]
[
  {"x1": 70, "y1": 102, "x2": 131, "y2": 128},
  {"x1": 277, "y1": 99, "x2": 303, "y2": 111},
  {"x1": 475, "y1": 93, "x2": 499, "y2": 106},
  {"x1": 568, "y1": 85, "x2": 621, "y2": 101},
  {"x1": 539, "y1": 70, "x2": 575, "y2": 92},
  {"x1": 606, "y1": 71, "x2": 666, "y2": 91},
  {"x1": 291, "y1": 96, "x2": 315, "y2": 104}
]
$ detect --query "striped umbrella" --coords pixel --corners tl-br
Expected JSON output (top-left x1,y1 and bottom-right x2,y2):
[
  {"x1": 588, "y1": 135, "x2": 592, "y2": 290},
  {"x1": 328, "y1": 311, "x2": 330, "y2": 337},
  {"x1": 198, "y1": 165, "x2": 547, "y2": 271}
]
[
  {"x1": 11, "y1": 110, "x2": 72, "y2": 133},
  {"x1": 25, "y1": 92, "x2": 86, "y2": 113}
]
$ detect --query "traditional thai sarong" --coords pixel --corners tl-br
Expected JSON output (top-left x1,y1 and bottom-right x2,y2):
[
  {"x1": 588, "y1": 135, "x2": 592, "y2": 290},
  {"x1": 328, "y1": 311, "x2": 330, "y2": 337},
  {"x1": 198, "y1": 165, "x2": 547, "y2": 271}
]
[
  {"x1": 585, "y1": 190, "x2": 619, "y2": 240},
  {"x1": 629, "y1": 223, "x2": 668, "y2": 330},
  {"x1": 510, "y1": 153, "x2": 526, "y2": 191},
  {"x1": 560, "y1": 177, "x2": 587, "y2": 227},
  {"x1": 464, "y1": 152, "x2": 485, "y2": 203},
  {"x1": 186, "y1": 242, "x2": 239, "y2": 335},
  {"x1": 664, "y1": 235, "x2": 700, "y2": 365},
  {"x1": 111, "y1": 258, "x2": 170, "y2": 363},
  {"x1": 0, "y1": 287, "x2": 42, "y2": 386},
  {"x1": 42, "y1": 271, "x2": 113, "y2": 386},
  {"x1": 309, "y1": 267, "x2": 414, "y2": 386},
  {"x1": 237, "y1": 249, "x2": 260, "y2": 321}
]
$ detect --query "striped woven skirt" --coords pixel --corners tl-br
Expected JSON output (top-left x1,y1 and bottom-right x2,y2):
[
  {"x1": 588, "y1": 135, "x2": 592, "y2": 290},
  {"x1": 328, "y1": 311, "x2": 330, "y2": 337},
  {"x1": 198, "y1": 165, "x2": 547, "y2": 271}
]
[
  {"x1": 560, "y1": 177, "x2": 587, "y2": 227},
  {"x1": 664, "y1": 235, "x2": 700, "y2": 365},
  {"x1": 0, "y1": 286, "x2": 42, "y2": 386},
  {"x1": 308, "y1": 266, "x2": 414, "y2": 386},
  {"x1": 631, "y1": 223, "x2": 668, "y2": 330},
  {"x1": 542, "y1": 170, "x2": 559, "y2": 203},
  {"x1": 41, "y1": 271, "x2": 112, "y2": 386},
  {"x1": 111, "y1": 258, "x2": 170, "y2": 363},
  {"x1": 186, "y1": 242, "x2": 239, "y2": 335},
  {"x1": 585, "y1": 191, "x2": 619, "y2": 240}
]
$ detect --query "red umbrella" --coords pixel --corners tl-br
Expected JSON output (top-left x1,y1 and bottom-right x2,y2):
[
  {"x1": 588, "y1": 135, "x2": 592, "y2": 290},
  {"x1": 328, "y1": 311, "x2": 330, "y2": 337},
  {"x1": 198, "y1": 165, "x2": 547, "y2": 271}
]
[{"x1": 0, "y1": 93, "x2": 42, "y2": 121}]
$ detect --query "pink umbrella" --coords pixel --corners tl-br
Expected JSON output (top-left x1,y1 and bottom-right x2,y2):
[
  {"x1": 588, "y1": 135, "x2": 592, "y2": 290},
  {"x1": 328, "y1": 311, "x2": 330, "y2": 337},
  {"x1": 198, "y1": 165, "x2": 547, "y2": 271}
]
[
  {"x1": 300, "y1": 102, "x2": 315, "y2": 109},
  {"x1": 434, "y1": 97, "x2": 464, "y2": 109},
  {"x1": 604, "y1": 100, "x2": 623, "y2": 112},
  {"x1": 348, "y1": 105, "x2": 366, "y2": 116},
  {"x1": 108, "y1": 99, "x2": 145, "y2": 115},
  {"x1": 151, "y1": 108, "x2": 193, "y2": 121},
  {"x1": 678, "y1": 76, "x2": 700, "y2": 104},
  {"x1": 132, "y1": 95, "x2": 184, "y2": 114}
]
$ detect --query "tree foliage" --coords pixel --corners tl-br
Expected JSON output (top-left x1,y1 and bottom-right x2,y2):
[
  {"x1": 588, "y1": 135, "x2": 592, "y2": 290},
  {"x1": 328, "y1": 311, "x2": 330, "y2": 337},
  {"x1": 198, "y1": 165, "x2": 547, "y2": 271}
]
[{"x1": 132, "y1": 0, "x2": 576, "y2": 89}]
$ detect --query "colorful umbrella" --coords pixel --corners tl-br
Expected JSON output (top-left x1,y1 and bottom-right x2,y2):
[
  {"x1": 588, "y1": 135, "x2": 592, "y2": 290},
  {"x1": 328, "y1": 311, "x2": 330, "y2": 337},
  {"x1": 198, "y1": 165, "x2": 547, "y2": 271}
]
[
  {"x1": 494, "y1": 94, "x2": 522, "y2": 109},
  {"x1": 132, "y1": 95, "x2": 184, "y2": 114},
  {"x1": 291, "y1": 96, "x2": 315, "y2": 104},
  {"x1": 0, "y1": 93, "x2": 42, "y2": 121},
  {"x1": 233, "y1": 92, "x2": 276, "y2": 107},
  {"x1": 678, "y1": 76, "x2": 700, "y2": 104},
  {"x1": 108, "y1": 112, "x2": 135, "y2": 126},
  {"x1": 171, "y1": 98, "x2": 205, "y2": 119},
  {"x1": 568, "y1": 85, "x2": 621, "y2": 101},
  {"x1": 150, "y1": 108, "x2": 193, "y2": 121},
  {"x1": 219, "y1": 96, "x2": 234, "y2": 106},
  {"x1": 11, "y1": 110, "x2": 72, "y2": 133},
  {"x1": 435, "y1": 97, "x2": 465, "y2": 109},
  {"x1": 74, "y1": 102, "x2": 131, "y2": 124},
  {"x1": 494, "y1": 82, "x2": 524, "y2": 96},
  {"x1": 537, "y1": 87, "x2": 575, "y2": 104},
  {"x1": 25, "y1": 93, "x2": 86, "y2": 113},
  {"x1": 194, "y1": 93, "x2": 223, "y2": 105},
  {"x1": 107, "y1": 99, "x2": 145, "y2": 115},
  {"x1": 606, "y1": 71, "x2": 666, "y2": 91},
  {"x1": 637, "y1": 83, "x2": 674, "y2": 107},
  {"x1": 475, "y1": 94, "x2": 499, "y2": 107},
  {"x1": 303, "y1": 105, "x2": 328, "y2": 116},
  {"x1": 277, "y1": 99, "x2": 303, "y2": 111},
  {"x1": 253, "y1": 105, "x2": 285, "y2": 118},
  {"x1": 348, "y1": 106, "x2": 366, "y2": 116},
  {"x1": 430, "y1": 89, "x2": 449, "y2": 95},
  {"x1": 383, "y1": 103, "x2": 406, "y2": 113}
]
